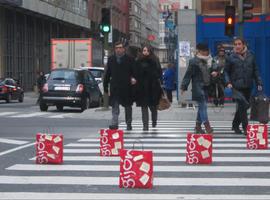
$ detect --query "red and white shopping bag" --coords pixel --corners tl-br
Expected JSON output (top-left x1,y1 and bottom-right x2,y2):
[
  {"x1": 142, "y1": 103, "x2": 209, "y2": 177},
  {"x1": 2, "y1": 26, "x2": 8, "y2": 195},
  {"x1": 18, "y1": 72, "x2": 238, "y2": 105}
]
[
  {"x1": 119, "y1": 149, "x2": 153, "y2": 189},
  {"x1": 186, "y1": 133, "x2": 212, "y2": 164},
  {"x1": 36, "y1": 133, "x2": 63, "y2": 164},
  {"x1": 247, "y1": 124, "x2": 268, "y2": 149},
  {"x1": 100, "y1": 129, "x2": 124, "y2": 156}
]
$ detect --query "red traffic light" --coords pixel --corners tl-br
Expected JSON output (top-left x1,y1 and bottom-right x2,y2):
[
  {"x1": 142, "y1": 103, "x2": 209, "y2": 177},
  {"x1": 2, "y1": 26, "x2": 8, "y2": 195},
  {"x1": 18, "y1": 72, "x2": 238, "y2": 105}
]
[{"x1": 224, "y1": 6, "x2": 235, "y2": 37}]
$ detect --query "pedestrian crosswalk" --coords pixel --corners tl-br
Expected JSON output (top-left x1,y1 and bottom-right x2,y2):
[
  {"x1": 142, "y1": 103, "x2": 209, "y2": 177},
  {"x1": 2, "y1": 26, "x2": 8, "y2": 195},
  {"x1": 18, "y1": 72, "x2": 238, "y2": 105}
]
[
  {"x1": 1, "y1": 121, "x2": 270, "y2": 199},
  {"x1": 0, "y1": 111, "x2": 75, "y2": 119}
]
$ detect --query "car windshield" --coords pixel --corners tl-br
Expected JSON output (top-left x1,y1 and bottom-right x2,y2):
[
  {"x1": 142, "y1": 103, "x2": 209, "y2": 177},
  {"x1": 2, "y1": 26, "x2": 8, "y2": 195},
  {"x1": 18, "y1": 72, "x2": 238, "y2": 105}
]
[
  {"x1": 49, "y1": 70, "x2": 77, "y2": 80},
  {"x1": 90, "y1": 69, "x2": 103, "y2": 78}
]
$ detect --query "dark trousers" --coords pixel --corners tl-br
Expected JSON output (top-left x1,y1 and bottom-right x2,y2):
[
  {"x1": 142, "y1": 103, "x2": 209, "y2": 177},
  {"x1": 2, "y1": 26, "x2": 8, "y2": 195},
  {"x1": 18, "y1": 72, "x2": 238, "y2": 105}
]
[
  {"x1": 111, "y1": 98, "x2": 132, "y2": 127},
  {"x1": 141, "y1": 106, "x2": 157, "y2": 128},
  {"x1": 212, "y1": 83, "x2": 224, "y2": 105},
  {"x1": 233, "y1": 88, "x2": 251, "y2": 130},
  {"x1": 165, "y1": 89, "x2": 173, "y2": 103}
]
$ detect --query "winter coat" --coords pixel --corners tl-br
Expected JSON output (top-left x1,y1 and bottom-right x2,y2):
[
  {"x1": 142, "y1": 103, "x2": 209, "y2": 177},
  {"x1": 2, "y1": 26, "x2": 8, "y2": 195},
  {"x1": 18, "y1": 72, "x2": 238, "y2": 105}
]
[
  {"x1": 103, "y1": 54, "x2": 135, "y2": 106},
  {"x1": 37, "y1": 75, "x2": 46, "y2": 91},
  {"x1": 180, "y1": 56, "x2": 212, "y2": 101},
  {"x1": 224, "y1": 51, "x2": 263, "y2": 90},
  {"x1": 134, "y1": 56, "x2": 162, "y2": 107},
  {"x1": 163, "y1": 68, "x2": 175, "y2": 90}
]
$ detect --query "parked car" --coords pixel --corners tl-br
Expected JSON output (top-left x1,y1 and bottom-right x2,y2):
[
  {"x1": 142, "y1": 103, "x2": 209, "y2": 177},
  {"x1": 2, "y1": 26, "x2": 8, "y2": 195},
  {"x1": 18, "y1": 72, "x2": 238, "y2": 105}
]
[
  {"x1": 0, "y1": 78, "x2": 24, "y2": 103},
  {"x1": 79, "y1": 67, "x2": 104, "y2": 94},
  {"x1": 40, "y1": 68, "x2": 102, "y2": 112}
]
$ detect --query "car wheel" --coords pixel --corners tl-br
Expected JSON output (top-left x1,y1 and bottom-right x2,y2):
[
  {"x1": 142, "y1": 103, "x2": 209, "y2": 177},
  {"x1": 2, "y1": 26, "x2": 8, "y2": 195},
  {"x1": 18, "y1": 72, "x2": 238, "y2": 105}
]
[
  {"x1": 56, "y1": 105, "x2": 63, "y2": 111},
  {"x1": 40, "y1": 102, "x2": 48, "y2": 111},
  {"x1": 80, "y1": 97, "x2": 89, "y2": 112},
  {"x1": 6, "y1": 94, "x2": 11, "y2": 103},
  {"x1": 18, "y1": 93, "x2": 24, "y2": 103}
]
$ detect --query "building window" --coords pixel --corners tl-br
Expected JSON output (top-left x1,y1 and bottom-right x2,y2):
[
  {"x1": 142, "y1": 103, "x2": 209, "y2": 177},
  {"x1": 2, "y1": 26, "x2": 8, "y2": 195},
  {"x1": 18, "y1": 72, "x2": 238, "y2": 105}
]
[{"x1": 202, "y1": 0, "x2": 231, "y2": 15}]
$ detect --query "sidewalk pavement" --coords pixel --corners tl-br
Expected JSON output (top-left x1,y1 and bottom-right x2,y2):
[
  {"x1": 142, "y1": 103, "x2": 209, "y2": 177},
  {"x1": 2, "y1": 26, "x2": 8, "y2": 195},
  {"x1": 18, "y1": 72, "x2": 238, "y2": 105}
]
[{"x1": 25, "y1": 91, "x2": 237, "y2": 122}]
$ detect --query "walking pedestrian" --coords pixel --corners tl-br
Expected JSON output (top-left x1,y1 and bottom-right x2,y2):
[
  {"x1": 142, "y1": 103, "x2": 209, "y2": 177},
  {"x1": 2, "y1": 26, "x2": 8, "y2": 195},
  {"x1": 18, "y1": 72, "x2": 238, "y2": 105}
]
[
  {"x1": 210, "y1": 44, "x2": 226, "y2": 106},
  {"x1": 36, "y1": 71, "x2": 46, "y2": 105},
  {"x1": 103, "y1": 41, "x2": 137, "y2": 130},
  {"x1": 163, "y1": 63, "x2": 175, "y2": 103},
  {"x1": 134, "y1": 44, "x2": 162, "y2": 131},
  {"x1": 180, "y1": 43, "x2": 215, "y2": 134},
  {"x1": 225, "y1": 37, "x2": 263, "y2": 135}
]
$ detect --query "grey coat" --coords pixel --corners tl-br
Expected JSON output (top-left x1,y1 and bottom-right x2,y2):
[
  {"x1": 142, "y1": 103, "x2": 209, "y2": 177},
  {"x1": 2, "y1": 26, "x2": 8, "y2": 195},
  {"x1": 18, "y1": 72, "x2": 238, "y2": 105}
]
[{"x1": 181, "y1": 56, "x2": 213, "y2": 101}]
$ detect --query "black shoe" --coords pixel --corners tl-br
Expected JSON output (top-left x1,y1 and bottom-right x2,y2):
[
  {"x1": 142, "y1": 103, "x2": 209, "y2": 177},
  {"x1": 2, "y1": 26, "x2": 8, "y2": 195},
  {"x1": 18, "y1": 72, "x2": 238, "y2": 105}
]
[
  {"x1": 109, "y1": 125, "x2": 118, "y2": 130},
  {"x1": 143, "y1": 127, "x2": 149, "y2": 131},
  {"x1": 232, "y1": 127, "x2": 243, "y2": 134},
  {"x1": 126, "y1": 125, "x2": 132, "y2": 131},
  {"x1": 152, "y1": 122, "x2": 156, "y2": 128}
]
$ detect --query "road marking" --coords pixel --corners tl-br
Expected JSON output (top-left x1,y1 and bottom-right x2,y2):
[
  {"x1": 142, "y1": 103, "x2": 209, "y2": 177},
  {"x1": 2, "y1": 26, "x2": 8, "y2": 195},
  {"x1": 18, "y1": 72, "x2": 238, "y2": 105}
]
[
  {"x1": 79, "y1": 138, "x2": 246, "y2": 142},
  {"x1": 0, "y1": 143, "x2": 35, "y2": 157},
  {"x1": 48, "y1": 113, "x2": 73, "y2": 118},
  {"x1": 63, "y1": 148, "x2": 270, "y2": 154},
  {"x1": 9, "y1": 112, "x2": 48, "y2": 118},
  {"x1": 66, "y1": 142, "x2": 246, "y2": 148},
  {"x1": 0, "y1": 112, "x2": 18, "y2": 116},
  {"x1": 0, "y1": 193, "x2": 270, "y2": 200},
  {"x1": 1, "y1": 176, "x2": 270, "y2": 186},
  {"x1": 0, "y1": 138, "x2": 29, "y2": 145},
  {"x1": 29, "y1": 155, "x2": 270, "y2": 162},
  {"x1": 7, "y1": 164, "x2": 270, "y2": 172}
]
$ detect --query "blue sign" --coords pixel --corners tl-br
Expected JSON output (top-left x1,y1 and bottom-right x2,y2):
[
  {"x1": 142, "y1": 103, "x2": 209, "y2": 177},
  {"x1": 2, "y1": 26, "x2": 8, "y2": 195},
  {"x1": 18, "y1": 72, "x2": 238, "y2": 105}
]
[{"x1": 165, "y1": 20, "x2": 175, "y2": 30}]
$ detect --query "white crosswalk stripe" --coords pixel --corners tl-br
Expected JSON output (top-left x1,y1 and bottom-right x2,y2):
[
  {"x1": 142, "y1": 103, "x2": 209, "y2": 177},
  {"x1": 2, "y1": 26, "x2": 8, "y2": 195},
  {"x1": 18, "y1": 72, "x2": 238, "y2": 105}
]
[
  {"x1": 1, "y1": 120, "x2": 270, "y2": 199},
  {"x1": 0, "y1": 111, "x2": 74, "y2": 119}
]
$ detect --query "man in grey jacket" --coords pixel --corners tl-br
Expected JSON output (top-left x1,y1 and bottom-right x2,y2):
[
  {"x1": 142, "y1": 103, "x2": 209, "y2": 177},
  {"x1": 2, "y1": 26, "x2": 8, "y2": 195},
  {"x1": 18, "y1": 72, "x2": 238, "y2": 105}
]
[{"x1": 225, "y1": 37, "x2": 263, "y2": 135}]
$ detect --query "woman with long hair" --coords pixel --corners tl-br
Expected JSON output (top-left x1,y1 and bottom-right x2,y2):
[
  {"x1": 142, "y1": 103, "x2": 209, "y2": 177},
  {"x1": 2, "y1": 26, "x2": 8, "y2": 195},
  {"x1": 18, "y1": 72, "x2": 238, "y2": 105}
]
[{"x1": 134, "y1": 44, "x2": 162, "y2": 131}]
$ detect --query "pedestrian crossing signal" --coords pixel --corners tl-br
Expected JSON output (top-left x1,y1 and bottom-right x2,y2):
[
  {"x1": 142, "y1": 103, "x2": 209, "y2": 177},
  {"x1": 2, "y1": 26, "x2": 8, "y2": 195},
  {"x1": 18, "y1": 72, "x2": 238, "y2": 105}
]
[{"x1": 225, "y1": 6, "x2": 235, "y2": 37}]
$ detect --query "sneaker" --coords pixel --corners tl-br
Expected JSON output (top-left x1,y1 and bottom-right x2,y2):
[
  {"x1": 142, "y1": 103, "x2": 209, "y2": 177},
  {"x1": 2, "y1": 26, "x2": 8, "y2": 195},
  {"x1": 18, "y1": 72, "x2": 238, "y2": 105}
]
[{"x1": 109, "y1": 125, "x2": 118, "y2": 130}]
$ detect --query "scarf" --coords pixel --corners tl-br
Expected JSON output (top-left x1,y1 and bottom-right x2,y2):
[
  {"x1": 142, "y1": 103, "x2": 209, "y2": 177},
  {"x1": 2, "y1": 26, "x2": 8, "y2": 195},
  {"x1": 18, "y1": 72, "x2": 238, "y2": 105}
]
[{"x1": 234, "y1": 46, "x2": 247, "y2": 60}]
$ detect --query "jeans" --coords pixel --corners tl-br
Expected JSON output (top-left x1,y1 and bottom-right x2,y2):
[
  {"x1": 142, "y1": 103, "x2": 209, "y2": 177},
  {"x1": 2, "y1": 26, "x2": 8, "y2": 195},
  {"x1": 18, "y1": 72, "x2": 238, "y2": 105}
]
[
  {"x1": 196, "y1": 89, "x2": 209, "y2": 123},
  {"x1": 111, "y1": 97, "x2": 132, "y2": 126}
]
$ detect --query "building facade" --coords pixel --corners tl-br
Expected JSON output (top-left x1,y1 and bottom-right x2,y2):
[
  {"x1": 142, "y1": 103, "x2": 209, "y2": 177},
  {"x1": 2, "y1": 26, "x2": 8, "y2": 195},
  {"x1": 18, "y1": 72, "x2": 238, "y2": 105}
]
[{"x1": 0, "y1": 0, "x2": 90, "y2": 91}]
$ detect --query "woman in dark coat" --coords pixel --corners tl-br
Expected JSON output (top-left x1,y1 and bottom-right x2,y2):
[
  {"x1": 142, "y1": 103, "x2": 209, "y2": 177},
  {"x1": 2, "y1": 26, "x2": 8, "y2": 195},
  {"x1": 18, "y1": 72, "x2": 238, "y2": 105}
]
[{"x1": 135, "y1": 45, "x2": 162, "y2": 131}]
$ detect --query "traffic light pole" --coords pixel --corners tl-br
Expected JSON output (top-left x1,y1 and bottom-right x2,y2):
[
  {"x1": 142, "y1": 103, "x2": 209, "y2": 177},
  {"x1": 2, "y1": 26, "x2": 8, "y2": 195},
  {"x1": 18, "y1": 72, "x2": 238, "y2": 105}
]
[
  {"x1": 238, "y1": 0, "x2": 244, "y2": 38},
  {"x1": 102, "y1": 32, "x2": 109, "y2": 110}
]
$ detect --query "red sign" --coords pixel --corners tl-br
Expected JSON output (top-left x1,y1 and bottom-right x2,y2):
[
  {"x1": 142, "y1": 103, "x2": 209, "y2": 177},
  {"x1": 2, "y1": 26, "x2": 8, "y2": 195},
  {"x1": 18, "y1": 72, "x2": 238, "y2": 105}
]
[{"x1": 147, "y1": 35, "x2": 156, "y2": 41}]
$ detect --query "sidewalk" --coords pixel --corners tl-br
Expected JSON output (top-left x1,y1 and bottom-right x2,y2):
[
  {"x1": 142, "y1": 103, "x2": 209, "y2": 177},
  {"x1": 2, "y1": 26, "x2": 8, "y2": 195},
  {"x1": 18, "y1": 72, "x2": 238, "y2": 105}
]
[{"x1": 24, "y1": 92, "x2": 237, "y2": 122}]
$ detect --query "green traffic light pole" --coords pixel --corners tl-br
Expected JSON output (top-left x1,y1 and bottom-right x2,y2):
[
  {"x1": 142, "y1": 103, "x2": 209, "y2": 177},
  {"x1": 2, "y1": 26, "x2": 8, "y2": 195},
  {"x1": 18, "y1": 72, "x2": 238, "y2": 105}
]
[
  {"x1": 238, "y1": 0, "x2": 244, "y2": 38},
  {"x1": 102, "y1": 32, "x2": 110, "y2": 110}
]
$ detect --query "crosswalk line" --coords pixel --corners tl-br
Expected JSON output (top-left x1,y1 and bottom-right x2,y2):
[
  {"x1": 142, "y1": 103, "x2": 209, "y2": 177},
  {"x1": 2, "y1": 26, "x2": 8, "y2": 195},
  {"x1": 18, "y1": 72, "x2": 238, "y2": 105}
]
[
  {"x1": 65, "y1": 142, "x2": 246, "y2": 147},
  {"x1": 9, "y1": 112, "x2": 48, "y2": 118},
  {"x1": 79, "y1": 138, "x2": 247, "y2": 142},
  {"x1": 29, "y1": 155, "x2": 270, "y2": 162},
  {"x1": 1, "y1": 193, "x2": 270, "y2": 200},
  {"x1": 0, "y1": 112, "x2": 18, "y2": 116},
  {"x1": 8, "y1": 164, "x2": 270, "y2": 172},
  {"x1": 0, "y1": 138, "x2": 29, "y2": 145},
  {"x1": 1, "y1": 176, "x2": 270, "y2": 186},
  {"x1": 63, "y1": 148, "x2": 270, "y2": 154}
]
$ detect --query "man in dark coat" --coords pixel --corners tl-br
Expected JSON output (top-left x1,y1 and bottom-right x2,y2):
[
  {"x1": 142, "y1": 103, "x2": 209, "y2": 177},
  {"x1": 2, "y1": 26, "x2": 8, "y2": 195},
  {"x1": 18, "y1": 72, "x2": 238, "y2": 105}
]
[
  {"x1": 225, "y1": 37, "x2": 263, "y2": 135},
  {"x1": 180, "y1": 43, "x2": 216, "y2": 134},
  {"x1": 36, "y1": 71, "x2": 46, "y2": 104},
  {"x1": 103, "y1": 41, "x2": 136, "y2": 130}
]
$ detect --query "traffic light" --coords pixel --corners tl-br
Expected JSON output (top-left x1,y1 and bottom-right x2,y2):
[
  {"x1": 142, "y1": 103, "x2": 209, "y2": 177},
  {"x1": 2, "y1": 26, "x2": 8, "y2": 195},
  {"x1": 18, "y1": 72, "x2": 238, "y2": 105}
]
[
  {"x1": 100, "y1": 8, "x2": 111, "y2": 34},
  {"x1": 240, "y1": 0, "x2": 254, "y2": 22},
  {"x1": 224, "y1": 6, "x2": 235, "y2": 37}
]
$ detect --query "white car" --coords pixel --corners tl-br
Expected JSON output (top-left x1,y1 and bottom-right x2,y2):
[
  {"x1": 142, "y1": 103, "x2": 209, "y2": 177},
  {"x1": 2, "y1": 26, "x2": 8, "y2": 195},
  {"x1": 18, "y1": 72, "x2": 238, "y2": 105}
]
[{"x1": 79, "y1": 67, "x2": 104, "y2": 94}]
